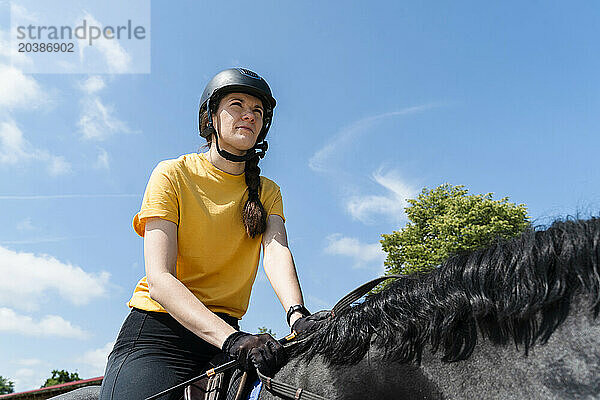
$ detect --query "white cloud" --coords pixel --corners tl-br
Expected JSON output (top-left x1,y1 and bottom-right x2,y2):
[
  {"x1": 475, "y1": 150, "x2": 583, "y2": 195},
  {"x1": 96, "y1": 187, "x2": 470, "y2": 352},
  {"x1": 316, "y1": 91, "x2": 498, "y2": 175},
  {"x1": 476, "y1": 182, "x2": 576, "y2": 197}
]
[
  {"x1": 309, "y1": 105, "x2": 437, "y2": 173},
  {"x1": 0, "y1": 118, "x2": 31, "y2": 164},
  {"x1": 16, "y1": 217, "x2": 36, "y2": 232},
  {"x1": 0, "y1": 194, "x2": 137, "y2": 200},
  {"x1": 76, "y1": 62, "x2": 135, "y2": 144},
  {"x1": 78, "y1": 97, "x2": 132, "y2": 141},
  {"x1": 346, "y1": 168, "x2": 417, "y2": 224},
  {"x1": 10, "y1": 3, "x2": 39, "y2": 24},
  {"x1": 0, "y1": 245, "x2": 110, "y2": 311},
  {"x1": 16, "y1": 358, "x2": 44, "y2": 366},
  {"x1": 12, "y1": 368, "x2": 45, "y2": 393},
  {"x1": 0, "y1": 30, "x2": 11, "y2": 60},
  {"x1": 0, "y1": 308, "x2": 89, "y2": 339},
  {"x1": 94, "y1": 36, "x2": 132, "y2": 74},
  {"x1": 1, "y1": 12, "x2": 35, "y2": 68},
  {"x1": 48, "y1": 155, "x2": 72, "y2": 175},
  {"x1": 0, "y1": 236, "x2": 90, "y2": 245},
  {"x1": 324, "y1": 233, "x2": 385, "y2": 269},
  {"x1": 0, "y1": 64, "x2": 47, "y2": 110},
  {"x1": 77, "y1": 13, "x2": 132, "y2": 73},
  {"x1": 11, "y1": 358, "x2": 49, "y2": 392},
  {"x1": 78, "y1": 341, "x2": 114, "y2": 376},
  {"x1": 0, "y1": 118, "x2": 72, "y2": 175},
  {"x1": 95, "y1": 147, "x2": 110, "y2": 170},
  {"x1": 306, "y1": 294, "x2": 332, "y2": 310},
  {"x1": 0, "y1": 34, "x2": 68, "y2": 176},
  {"x1": 80, "y1": 76, "x2": 106, "y2": 94}
]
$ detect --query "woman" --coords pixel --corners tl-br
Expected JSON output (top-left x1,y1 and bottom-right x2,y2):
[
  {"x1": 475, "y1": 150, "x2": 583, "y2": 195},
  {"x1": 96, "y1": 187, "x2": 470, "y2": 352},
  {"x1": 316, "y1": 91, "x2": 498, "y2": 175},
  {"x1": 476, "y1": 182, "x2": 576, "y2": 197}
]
[{"x1": 99, "y1": 68, "x2": 312, "y2": 400}]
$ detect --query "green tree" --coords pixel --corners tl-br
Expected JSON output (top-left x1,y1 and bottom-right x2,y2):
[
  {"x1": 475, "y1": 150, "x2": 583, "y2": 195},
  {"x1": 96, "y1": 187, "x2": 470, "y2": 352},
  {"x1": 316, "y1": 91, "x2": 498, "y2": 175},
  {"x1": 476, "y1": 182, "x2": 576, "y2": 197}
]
[
  {"x1": 257, "y1": 326, "x2": 276, "y2": 338},
  {"x1": 0, "y1": 376, "x2": 15, "y2": 394},
  {"x1": 41, "y1": 370, "x2": 81, "y2": 388},
  {"x1": 381, "y1": 183, "x2": 529, "y2": 275}
]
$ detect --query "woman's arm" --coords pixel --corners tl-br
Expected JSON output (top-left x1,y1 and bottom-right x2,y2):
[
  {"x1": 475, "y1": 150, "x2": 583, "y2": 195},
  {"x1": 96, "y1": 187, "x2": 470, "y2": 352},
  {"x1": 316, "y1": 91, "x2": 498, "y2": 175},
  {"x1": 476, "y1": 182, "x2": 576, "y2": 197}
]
[
  {"x1": 262, "y1": 215, "x2": 306, "y2": 327},
  {"x1": 144, "y1": 217, "x2": 237, "y2": 348}
]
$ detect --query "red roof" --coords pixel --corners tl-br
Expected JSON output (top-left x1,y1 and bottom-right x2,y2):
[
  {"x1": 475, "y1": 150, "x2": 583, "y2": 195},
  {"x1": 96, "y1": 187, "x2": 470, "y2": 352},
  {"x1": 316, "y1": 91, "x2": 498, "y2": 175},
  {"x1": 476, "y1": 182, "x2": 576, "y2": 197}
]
[{"x1": 0, "y1": 377, "x2": 103, "y2": 398}]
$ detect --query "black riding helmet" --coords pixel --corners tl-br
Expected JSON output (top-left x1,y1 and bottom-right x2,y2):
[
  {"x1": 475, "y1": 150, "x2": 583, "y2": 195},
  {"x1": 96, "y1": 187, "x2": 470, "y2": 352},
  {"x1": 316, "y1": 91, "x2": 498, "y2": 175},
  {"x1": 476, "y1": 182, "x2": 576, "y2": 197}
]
[{"x1": 199, "y1": 68, "x2": 276, "y2": 162}]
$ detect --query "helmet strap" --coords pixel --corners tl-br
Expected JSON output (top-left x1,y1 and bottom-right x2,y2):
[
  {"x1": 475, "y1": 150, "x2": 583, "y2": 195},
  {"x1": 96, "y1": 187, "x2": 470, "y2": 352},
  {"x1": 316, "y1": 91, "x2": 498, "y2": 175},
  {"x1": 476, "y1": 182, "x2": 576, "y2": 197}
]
[
  {"x1": 214, "y1": 134, "x2": 268, "y2": 162},
  {"x1": 204, "y1": 98, "x2": 269, "y2": 163}
]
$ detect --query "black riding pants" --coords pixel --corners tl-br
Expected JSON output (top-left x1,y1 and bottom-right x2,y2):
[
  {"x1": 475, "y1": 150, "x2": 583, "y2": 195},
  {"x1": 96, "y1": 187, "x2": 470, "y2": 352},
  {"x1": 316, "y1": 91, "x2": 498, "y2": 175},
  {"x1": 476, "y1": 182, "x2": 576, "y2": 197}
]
[{"x1": 99, "y1": 308, "x2": 239, "y2": 400}]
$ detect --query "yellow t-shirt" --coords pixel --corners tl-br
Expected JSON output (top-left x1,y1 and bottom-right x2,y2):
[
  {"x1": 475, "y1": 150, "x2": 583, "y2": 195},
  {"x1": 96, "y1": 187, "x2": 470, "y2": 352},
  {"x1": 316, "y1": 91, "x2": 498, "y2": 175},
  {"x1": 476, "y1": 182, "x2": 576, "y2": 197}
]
[{"x1": 127, "y1": 152, "x2": 285, "y2": 318}]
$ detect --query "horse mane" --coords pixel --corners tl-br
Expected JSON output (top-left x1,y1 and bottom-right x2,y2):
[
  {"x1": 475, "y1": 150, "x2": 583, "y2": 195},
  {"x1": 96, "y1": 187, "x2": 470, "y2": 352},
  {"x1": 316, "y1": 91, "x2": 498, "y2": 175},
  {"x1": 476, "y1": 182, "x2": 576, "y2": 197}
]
[{"x1": 292, "y1": 217, "x2": 600, "y2": 365}]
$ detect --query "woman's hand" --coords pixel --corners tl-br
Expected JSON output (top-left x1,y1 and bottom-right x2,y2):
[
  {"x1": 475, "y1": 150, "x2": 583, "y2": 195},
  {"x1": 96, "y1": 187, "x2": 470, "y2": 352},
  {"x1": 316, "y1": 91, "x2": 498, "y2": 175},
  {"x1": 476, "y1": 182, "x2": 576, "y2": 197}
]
[
  {"x1": 222, "y1": 331, "x2": 287, "y2": 377},
  {"x1": 291, "y1": 310, "x2": 333, "y2": 335}
]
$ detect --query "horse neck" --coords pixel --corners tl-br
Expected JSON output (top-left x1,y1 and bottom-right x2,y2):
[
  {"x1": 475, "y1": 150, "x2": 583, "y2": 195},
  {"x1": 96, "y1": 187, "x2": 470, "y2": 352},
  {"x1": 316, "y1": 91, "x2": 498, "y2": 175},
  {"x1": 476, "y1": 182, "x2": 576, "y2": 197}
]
[
  {"x1": 261, "y1": 301, "x2": 600, "y2": 400},
  {"x1": 259, "y1": 352, "x2": 445, "y2": 400},
  {"x1": 420, "y1": 301, "x2": 600, "y2": 400}
]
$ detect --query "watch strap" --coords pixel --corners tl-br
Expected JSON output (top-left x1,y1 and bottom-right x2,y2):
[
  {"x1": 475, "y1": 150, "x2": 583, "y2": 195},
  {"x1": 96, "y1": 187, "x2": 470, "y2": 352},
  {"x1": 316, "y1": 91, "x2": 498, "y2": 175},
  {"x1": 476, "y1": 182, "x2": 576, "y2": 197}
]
[{"x1": 286, "y1": 304, "x2": 310, "y2": 326}]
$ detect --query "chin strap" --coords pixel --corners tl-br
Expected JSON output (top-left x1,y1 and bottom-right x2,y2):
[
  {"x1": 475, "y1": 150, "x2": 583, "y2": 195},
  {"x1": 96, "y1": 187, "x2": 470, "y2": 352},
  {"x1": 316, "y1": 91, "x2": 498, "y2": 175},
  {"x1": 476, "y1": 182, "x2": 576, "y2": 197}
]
[
  {"x1": 202, "y1": 97, "x2": 269, "y2": 163},
  {"x1": 214, "y1": 133, "x2": 268, "y2": 162}
]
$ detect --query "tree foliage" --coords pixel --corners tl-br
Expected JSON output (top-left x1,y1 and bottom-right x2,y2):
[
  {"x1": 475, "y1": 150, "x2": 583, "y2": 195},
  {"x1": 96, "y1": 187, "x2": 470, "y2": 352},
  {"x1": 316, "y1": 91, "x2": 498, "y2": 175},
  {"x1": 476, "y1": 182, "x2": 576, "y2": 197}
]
[
  {"x1": 41, "y1": 370, "x2": 81, "y2": 388},
  {"x1": 0, "y1": 376, "x2": 15, "y2": 394},
  {"x1": 381, "y1": 183, "x2": 529, "y2": 275},
  {"x1": 257, "y1": 326, "x2": 276, "y2": 338}
]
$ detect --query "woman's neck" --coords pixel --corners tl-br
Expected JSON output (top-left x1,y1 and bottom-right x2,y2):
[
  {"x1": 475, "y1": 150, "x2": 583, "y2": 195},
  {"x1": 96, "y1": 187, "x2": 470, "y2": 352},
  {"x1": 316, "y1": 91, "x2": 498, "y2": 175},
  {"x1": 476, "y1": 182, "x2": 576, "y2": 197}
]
[{"x1": 205, "y1": 145, "x2": 246, "y2": 175}]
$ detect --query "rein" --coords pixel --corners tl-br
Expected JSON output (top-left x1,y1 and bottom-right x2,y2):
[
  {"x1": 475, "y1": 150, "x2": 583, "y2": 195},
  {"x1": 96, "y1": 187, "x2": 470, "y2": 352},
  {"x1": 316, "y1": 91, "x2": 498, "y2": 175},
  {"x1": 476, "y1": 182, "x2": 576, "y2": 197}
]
[
  {"x1": 331, "y1": 274, "x2": 409, "y2": 316},
  {"x1": 145, "y1": 360, "x2": 239, "y2": 400},
  {"x1": 145, "y1": 274, "x2": 408, "y2": 400}
]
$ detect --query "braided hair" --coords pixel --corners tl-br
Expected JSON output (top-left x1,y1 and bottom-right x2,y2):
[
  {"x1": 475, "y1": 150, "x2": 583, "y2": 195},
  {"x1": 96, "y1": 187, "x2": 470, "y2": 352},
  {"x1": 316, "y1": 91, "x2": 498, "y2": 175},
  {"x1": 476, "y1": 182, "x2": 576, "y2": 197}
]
[
  {"x1": 242, "y1": 155, "x2": 267, "y2": 238},
  {"x1": 199, "y1": 98, "x2": 268, "y2": 238}
]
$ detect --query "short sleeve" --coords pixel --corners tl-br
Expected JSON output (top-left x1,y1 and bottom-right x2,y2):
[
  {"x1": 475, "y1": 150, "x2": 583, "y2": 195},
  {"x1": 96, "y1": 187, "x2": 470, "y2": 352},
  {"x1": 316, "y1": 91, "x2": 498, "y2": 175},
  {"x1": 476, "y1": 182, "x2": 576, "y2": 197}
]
[
  {"x1": 267, "y1": 188, "x2": 285, "y2": 222},
  {"x1": 132, "y1": 161, "x2": 180, "y2": 237}
]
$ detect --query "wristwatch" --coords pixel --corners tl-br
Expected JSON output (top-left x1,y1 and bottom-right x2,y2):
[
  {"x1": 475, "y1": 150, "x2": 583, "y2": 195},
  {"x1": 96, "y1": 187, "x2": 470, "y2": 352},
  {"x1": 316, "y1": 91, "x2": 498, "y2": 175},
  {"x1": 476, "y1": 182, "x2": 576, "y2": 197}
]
[{"x1": 286, "y1": 304, "x2": 310, "y2": 326}]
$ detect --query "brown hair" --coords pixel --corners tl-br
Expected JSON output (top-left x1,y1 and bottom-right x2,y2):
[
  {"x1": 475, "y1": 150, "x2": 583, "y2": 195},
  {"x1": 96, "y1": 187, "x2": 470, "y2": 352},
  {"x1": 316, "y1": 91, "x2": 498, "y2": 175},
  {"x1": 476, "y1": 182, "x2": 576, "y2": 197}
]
[{"x1": 198, "y1": 99, "x2": 267, "y2": 239}]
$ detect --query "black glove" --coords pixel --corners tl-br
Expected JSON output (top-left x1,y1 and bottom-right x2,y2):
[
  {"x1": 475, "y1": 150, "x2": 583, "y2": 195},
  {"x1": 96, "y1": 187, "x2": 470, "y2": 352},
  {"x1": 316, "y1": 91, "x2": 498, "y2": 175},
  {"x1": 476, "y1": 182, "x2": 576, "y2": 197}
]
[
  {"x1": 222, "y1": 331, "x2": 286, "y2": 377},
  {"x1": 291, "y1": 310, "x2": 333, "y2": 335}
]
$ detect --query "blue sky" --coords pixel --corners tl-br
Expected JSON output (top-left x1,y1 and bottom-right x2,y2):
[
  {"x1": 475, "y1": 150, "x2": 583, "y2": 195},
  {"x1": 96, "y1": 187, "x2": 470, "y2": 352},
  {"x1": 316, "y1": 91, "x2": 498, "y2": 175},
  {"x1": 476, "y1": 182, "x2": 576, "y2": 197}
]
[{"x1": 1, "y1": 0, "x2": 599, "y2": 392}]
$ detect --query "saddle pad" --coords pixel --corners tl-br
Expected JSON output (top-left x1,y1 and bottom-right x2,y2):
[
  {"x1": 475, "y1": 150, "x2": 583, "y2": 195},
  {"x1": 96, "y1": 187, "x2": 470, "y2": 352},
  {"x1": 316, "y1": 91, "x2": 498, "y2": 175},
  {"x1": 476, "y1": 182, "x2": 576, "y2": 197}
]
[{"x1": 246, "y1": 379, "x2": 262, "y2": 400}]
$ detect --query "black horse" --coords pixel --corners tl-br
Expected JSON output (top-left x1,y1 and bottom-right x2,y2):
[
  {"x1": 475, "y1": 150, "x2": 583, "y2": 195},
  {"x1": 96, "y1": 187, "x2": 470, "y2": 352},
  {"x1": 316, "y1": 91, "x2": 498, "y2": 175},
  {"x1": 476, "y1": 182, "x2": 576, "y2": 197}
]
[
  {"x1": 260, "y1": 217, "x2": 600, "y2": 399},
  {"x1": 54, "y1": 217, "x2": 600, "y2": 399}
]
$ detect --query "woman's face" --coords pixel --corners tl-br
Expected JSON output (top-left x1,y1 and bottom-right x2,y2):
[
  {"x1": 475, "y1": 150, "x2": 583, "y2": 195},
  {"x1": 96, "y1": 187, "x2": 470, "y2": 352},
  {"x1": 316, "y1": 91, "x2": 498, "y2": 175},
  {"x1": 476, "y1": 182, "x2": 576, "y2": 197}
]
[{"x1": 213, "y1": 92, "x2": 264, "y2": 155}]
